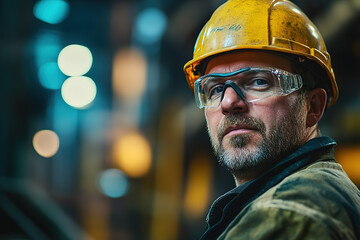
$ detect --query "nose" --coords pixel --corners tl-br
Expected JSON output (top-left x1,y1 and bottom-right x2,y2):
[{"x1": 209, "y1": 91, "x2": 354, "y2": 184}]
[{"x1": 220, "y1": 86, "x2": 248, "y2": 114}]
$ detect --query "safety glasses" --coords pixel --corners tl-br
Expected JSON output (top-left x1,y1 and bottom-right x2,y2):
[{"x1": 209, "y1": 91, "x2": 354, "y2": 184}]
[{"x1": 194, "y1": 67, "x2": 303, "y2": 109}]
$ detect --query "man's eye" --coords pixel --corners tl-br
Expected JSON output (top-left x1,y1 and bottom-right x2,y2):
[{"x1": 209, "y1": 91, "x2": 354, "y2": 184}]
[
  {"x1": 209, "y1": 85, "x2": 224, "y2": 97},
  {"x1": 253, "y1": 79, "x2": 269, "y2": 86},
  {"x1": 247, "y1": 78, "x2": 271, "y2": 90}
]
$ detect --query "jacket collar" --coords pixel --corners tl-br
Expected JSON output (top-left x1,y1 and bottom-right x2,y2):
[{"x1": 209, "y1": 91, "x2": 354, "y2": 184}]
[{"x1": 202, "y1": 136, "x2": 336, "y2": 239}]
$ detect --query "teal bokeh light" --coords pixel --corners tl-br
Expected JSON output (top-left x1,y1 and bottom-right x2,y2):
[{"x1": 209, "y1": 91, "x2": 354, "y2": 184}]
[
  {"x1": 134, "y1": 8, "x2": 167, "y2": 44},
  {"x1": 98, "y1": 169, "x2": 129, "y2": 198},
  {"x1": 33, "y1": 0, "x2": 69, "y2": 24},
  {"x1": 38, "y1": 62, "x2": 65, "y2": 90},
  {"x1": 34, "y1": 32, "x2": 61, "y2": 67}
]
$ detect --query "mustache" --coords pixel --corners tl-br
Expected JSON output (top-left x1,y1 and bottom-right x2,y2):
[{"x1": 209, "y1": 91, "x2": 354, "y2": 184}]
[{"x1": 217, "y1": 114, "x2": 266, "y2": 142}]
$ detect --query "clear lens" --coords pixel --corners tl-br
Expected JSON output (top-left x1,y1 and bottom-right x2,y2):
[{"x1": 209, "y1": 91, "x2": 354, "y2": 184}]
[{"x1": 194, "y1": 67, "x2": 302, "y2": 109}]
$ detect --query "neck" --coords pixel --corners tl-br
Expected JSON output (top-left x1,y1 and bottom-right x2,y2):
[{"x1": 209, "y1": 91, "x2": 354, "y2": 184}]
[
  {"x1": 300, "y1": 125, "x2": 321, "y2": 147},
  {"x1": 233, "y1": 159, "x2": 278, "y2": 186},
  {"x1": 234, "y1": 177, "x2": 252, "y2": 186}
]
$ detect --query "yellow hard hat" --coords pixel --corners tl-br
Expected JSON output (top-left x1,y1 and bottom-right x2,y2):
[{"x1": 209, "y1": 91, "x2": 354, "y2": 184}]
[{"x1": 184, "y1": 0, "x2": 338, "y2": 105}]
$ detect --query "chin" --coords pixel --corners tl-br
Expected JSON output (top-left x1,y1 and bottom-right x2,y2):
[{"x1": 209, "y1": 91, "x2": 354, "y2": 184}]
[
  {"x1": 226, "y1": 133, "x2": 262, "y2": 149},
  {"x1": 218, "y1": 147, "x2": 264, "y2": 174}
]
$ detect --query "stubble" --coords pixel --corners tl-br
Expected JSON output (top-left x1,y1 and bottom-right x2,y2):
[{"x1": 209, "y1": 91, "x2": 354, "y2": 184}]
[{"x1": 208, "y1": 100, "x2": 306, "y2": 178}]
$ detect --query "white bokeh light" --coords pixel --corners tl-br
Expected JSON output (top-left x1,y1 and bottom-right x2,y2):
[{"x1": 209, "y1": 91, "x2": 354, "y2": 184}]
[
  {"x1": 61, "y1": 76, "x2": 97, "y2": 109},
  {"x1": 58, "y1": 44, "x2": 93, "y2": 76}
]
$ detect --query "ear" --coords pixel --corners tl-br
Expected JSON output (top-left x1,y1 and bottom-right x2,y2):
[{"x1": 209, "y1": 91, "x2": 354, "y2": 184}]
[{"x1": 306, "y1": 88, "x2": 327, "y2": 127}]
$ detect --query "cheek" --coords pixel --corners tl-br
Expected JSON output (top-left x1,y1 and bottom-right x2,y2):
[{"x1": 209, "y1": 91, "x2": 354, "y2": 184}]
[
  {"x1": 205, "y1": 110, "x2": 220, "y2": 138},
  {"x1": 251, "y1": 99, "x2": 294, "y2": 130}
]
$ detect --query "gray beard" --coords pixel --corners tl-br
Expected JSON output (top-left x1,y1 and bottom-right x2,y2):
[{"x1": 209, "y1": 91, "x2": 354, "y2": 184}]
[{"x1": 209, "y1": 102, "x2": 305, "y2": 178}]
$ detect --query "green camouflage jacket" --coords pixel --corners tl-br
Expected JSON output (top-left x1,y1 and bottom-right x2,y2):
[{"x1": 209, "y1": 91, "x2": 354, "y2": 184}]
[{"x1": 201, "y1": 137, "x2": 360, "y2": 239}]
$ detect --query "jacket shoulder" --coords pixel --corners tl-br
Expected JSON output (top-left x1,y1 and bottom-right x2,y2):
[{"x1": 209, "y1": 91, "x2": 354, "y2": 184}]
[
  {"x1": 273, "y1": 161, "x2": 360, "y2": 211},
  {"x1": 221, "y1": 161, "x2": 360, "y2": 240}
]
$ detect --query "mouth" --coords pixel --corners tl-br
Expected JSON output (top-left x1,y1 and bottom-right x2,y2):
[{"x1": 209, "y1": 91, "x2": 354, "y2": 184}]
[{"x1": 222, "y1": 125, "x2": 258, "y2": 139}]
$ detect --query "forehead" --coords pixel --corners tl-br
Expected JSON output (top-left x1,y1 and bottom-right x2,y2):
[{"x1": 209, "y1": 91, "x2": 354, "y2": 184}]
[{"x1": 205, "y1": 51, "x2": 294, "y2": 75}]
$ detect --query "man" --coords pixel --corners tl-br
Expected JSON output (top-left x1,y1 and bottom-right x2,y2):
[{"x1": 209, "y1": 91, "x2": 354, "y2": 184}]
[{"x1": 183, "y1": 0, "x2": 360, "y2": 239}]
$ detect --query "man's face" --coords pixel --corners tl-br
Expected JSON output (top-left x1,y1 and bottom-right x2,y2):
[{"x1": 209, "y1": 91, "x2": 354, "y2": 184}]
[{"x1": 204, "y1": 51, "x2": 309, "y2": 180}]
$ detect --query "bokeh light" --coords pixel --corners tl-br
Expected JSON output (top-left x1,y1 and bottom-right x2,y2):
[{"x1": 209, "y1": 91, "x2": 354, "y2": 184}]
[
  {"x1": 38, "y1": 62, "x2": 65, "y2": 89},
  {"x1": 112, "y1": 131, "x2": 152, "y2": 178},
  {"x1": 34, "y1": 32, "x2": 61, "y2": 67},
  {"x1": 58, "y1": 44, "x2": 93, "y2": 76},
  {"x1": 336, "y1": 146, "x2": 360, "y2": 184},
  {"x1": 33, "y1": 130, "x2": 60, "y2": 158},
  {"x1": 33, "y1": 0, "x2": 69, "y2": 24},
  {"x1": 61, "y1": 76, "x2": 97, "y2": 109},
  {"x1": 98, "y1": 169, "x2": 129, "y2": 198},
  {"x1": 112, "y1": 48, "x2": 147, "y2": 99},
  {"x1": 134, "y1": 8, "x2": 167, "y2": 44}
]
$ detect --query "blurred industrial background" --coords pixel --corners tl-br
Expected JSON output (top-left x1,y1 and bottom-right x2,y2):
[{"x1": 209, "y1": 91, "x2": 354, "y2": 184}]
[{"x1": 0, "y1": 0, "x2": 360, "y2": 239}]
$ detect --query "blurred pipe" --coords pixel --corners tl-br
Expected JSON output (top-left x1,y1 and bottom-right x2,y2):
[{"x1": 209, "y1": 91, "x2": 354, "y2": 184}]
[
  {"x1": 81, "y1": 196, "x2": 110, "y2": 240},
  {"x1": 183, "y1": 152, "x2": 213, "y2": 219},
  {"x1": 0, "y1": 178, "x2": 93, "y2": 240},
  {"x1": 0, "y1": 194, "x2": 49, "y2": 240},
  {"x1": 167, "y1": 1, "x2": 208, "y2": 44},
  {"x1": 314, "y1": 0, "x2": 360, "y2": 41},
  {"x1": 150, "y1": 101, "x2": 186, "y2": 240}
]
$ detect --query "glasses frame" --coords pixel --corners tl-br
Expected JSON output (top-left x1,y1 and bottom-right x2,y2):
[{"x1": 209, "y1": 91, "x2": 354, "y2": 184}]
[{"x1": 194, "y1": 67, "x2": 303, "y2": 109}]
